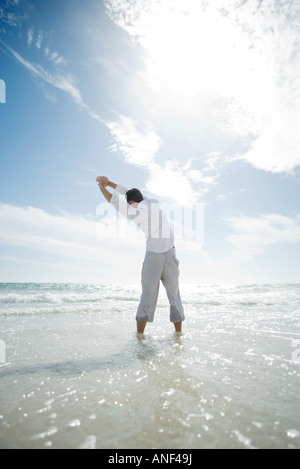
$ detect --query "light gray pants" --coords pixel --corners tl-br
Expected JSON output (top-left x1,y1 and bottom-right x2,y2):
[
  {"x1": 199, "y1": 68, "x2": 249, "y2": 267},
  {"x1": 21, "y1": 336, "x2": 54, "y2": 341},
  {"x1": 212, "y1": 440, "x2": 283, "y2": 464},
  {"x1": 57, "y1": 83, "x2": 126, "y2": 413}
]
[{"x1": 136, "y1": 248, "x2": 185, "y2": 323}]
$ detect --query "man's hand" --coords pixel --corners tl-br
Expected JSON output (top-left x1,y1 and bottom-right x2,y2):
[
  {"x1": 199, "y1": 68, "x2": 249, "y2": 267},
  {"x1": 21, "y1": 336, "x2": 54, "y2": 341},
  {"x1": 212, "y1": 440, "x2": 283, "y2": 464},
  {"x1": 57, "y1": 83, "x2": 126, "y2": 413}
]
[
  {"x1": 96, "y1": 176, "x2": 109, "y2": 187},
  {"x1": 97, "y1": 176, "x2": 113, "y2": 203}
]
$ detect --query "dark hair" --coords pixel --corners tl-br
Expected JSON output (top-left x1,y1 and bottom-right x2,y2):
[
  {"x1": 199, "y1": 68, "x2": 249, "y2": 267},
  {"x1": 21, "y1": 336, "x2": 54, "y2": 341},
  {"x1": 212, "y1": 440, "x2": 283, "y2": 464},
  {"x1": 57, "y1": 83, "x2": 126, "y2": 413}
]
[{"x1": 126, "y1": 188, "x2": 144, "y2": 203}]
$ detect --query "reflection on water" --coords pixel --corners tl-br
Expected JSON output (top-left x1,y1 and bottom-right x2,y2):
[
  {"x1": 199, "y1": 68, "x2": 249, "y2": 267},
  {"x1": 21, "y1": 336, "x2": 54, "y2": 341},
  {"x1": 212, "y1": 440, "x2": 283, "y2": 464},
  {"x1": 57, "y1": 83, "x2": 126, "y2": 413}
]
[
  {"x1": 0, "y1": 333, "x2": 182, "y2": 379},
  {"x1": 0, "y1": 283, "x2": 300, "y2": 449}
]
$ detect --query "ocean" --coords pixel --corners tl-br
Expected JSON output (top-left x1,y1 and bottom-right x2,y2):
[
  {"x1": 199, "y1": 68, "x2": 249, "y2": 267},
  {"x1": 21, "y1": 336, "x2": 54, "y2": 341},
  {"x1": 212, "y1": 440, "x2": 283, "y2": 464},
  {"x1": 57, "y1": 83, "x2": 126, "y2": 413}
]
[{"x1": 0, "y1": 283, "x2": 299, "y2": 449}]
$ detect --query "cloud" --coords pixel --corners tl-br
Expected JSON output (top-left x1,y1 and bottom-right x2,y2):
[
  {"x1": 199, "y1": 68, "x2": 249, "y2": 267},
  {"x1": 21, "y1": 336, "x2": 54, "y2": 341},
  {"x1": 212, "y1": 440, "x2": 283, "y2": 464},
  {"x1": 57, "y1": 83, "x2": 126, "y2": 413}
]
[
  {"x1": 0, "y1": 203, "x2": 149, "y2": 282},
  {"x1": 226, "y1": 213, "x2": 300, "y2": 260},
  {"x1": 228, "y1": 0, "x2": 300, "y2": 173},
  {"x1": 106, "y1": 115, "x2": 213, "y2": 204},
  {"x1": 26, "y1": 28, "x2": 66, "y2": 65},
  {"x1": 49, "y1": 51, "x2": 65, "y2": 65},
  {"x1": 0, "y1": 0, "x2": 21, "y2": 28},
  {"x1": 104, "y1": 0, "x2": 300, "y2": 175},
  {"x1": 144, "y1": 160, "x2": 212, "y2": 205},
  {"x1": 241, "y1": 107, "x2": 300, "y2": 173},
  {"x1": 35, "y1": 31, "x2": 42, "y2": 49},
  {"x1": 107, "y1": 115, "x2": 160, "y2": 169},
  {"x1": 0, "y1": 39, "x2": 103, "y2": 123},
  {"x1": 27, "y1": 28, "x2": 33, "y2": 46},
  {"x1": 0, "y1": 203, "x2": 144, "y2": 261},
  {"x1": 1, "y1": 40, "x2": 82, "y2": 103},
  {"x1": 0, "y1": 203, "x2": 102, "y2": 260}
]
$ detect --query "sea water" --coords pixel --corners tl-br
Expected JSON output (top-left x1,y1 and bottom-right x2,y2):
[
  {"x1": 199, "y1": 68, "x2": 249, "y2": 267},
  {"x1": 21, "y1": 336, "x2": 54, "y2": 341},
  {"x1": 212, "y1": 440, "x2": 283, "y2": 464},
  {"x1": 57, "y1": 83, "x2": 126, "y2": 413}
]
[{"x1": 0, "y1": 283, "x2": 299, "y2": 449}]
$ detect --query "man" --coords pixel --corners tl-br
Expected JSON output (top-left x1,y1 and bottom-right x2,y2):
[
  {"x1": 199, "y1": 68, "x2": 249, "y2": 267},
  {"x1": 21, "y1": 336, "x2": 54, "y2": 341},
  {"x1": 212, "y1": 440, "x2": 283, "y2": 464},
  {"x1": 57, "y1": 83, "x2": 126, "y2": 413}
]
[{"x1": 96, "y1": 176, "x2": 185, "y2": 334}]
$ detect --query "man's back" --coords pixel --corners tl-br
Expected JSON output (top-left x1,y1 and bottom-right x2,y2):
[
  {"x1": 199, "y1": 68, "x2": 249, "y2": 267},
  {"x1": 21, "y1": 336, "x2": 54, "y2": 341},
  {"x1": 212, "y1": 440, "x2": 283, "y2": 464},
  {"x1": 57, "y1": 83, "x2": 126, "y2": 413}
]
[
  {"x1": 110, "y1": 184, "x2": 174, "y2": 253},
  {"x1": 96, "y1": 176, "x2": 185, "y2": 333}
]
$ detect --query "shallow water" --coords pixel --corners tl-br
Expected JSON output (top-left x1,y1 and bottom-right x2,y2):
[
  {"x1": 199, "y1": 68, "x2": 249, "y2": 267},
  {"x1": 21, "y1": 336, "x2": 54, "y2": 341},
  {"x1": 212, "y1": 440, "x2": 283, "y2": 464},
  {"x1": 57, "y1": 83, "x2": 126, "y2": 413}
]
[{"x1": 0, "y1": 283, "x2": 299, "y2": 449}]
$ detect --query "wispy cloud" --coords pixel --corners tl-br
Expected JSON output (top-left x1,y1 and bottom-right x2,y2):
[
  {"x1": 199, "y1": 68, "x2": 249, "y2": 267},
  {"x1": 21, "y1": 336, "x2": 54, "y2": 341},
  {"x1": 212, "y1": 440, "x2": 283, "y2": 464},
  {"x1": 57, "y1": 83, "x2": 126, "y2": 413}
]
[
  {"x1": 0, "y1": 203, "x2": 148, "y2": 282},
  {"x1": 0, "y1": 203, "x2": 101, "y2": 260},
  {"x1": 107, "y1": 115, "x2": 160, "y2": 169},
  {"x1": 35, "y1": 30, "x2": 42, "y2": 49},
  {"x1": 0, "y1": 0, "x2": 21, "y2": 28},
  {"x1": 1, "y1": 39, "x2": 82, "y2": 102},
  {"x1": 26, "y1": 27, "x2": 66, "y2": 65},
  {"x1": 27, "y1": 28, "x2": 33, "y2": 46},
  {"x1": 0, "y1": 203, "x2": 142, "y2": 261},
  {"x1": 49, "y1": 51, "x2": 65, "y2": 65},
  {"x1": 106, "y1": 115, "x2": 215, "y2": 204},
  {"x1": 226, "y1": 213, "x2": 300, "y2": 260},
  {"x1": 0, "y1": 39, "x2": 103, "y2": 123}
]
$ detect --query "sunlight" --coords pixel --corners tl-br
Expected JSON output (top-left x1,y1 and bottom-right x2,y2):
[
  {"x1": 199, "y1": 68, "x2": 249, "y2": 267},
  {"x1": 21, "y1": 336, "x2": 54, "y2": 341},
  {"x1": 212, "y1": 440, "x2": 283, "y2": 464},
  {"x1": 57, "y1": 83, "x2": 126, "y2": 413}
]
[
  {"x1": 137, "y1": 2, "x2": 250, "y2": 98},
  {"x1": 105, "y1": 0, "x2": 299, "y2": 167},
  {"x1": 105, "y1": 0, "x2": 281, "y2": 137},
  {"x1": 116, "y1": 0, "x2": 278, "y2": 138}
]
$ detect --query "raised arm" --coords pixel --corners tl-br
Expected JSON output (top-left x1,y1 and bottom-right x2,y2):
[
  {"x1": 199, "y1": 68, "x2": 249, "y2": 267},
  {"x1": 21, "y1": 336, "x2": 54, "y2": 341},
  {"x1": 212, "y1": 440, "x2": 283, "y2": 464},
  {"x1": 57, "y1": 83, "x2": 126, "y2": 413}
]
[
  {"x1": 97, "y1": 176, "x2": 112, "y2": 203},
  {"x1": 96, "y1": 176, "x2": 129, "y2": 203},
  {"x1": 107, "y1": 180, "x2": 117, "y2": 190}
]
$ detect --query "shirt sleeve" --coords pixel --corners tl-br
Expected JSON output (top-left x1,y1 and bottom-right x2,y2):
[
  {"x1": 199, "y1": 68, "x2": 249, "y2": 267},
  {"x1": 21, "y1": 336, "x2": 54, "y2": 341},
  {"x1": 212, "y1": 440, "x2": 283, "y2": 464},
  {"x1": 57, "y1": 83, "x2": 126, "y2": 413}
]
[
  {"x1": 115, "y1": 184, "x2": 128, "y2": 196},
  {"x1": 110, "y1": 193, "x2": 129, "y2": 219},
  {"x1": 110, "y1": 194, "x2": 148, "y2": 221}
]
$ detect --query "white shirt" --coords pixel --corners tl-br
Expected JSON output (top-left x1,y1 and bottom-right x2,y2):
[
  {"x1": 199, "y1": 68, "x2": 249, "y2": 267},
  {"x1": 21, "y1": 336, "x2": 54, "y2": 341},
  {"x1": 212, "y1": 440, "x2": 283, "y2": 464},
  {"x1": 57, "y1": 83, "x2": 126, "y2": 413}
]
[{"x1": 110, "y1": 184, "x2": 175, "y2": 253}]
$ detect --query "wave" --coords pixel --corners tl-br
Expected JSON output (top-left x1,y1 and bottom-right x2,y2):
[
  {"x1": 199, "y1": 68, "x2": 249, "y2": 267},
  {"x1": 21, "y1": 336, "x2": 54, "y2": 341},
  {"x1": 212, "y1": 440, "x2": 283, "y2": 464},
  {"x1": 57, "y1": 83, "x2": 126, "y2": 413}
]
[
  {"x1": 0, "y1": 293, "x2": 139, "y2": 305},
  {"x1": 0, "y1": 283, "x2": 299, "y2": 317}
]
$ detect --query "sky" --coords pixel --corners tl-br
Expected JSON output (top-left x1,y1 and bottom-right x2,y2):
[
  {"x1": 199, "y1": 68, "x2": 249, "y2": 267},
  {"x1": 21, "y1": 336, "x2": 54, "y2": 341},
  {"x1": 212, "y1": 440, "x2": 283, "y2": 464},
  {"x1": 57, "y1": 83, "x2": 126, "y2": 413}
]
[{"x1": 0, "y1": 0, "x2": 300, "y2": 284}]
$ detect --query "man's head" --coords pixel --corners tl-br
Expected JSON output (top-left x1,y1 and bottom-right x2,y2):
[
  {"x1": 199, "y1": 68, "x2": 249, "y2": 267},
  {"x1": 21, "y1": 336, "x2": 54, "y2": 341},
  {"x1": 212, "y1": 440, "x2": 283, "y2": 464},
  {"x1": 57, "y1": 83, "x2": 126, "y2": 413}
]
[{"x1": 126, "y1": 188, "x2": 144, "y2": 205}]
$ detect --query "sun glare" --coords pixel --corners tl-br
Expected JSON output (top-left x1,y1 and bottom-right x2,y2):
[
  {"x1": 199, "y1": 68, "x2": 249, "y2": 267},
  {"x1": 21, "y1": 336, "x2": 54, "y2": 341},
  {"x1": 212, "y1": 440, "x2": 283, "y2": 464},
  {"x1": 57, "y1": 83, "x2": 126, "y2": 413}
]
[
  {"x1": 137, "y1": 3, "x2": 248, "y2": 98},
  {"x1": 105, "y1": 0, "x2": 289, "y2": 143}
]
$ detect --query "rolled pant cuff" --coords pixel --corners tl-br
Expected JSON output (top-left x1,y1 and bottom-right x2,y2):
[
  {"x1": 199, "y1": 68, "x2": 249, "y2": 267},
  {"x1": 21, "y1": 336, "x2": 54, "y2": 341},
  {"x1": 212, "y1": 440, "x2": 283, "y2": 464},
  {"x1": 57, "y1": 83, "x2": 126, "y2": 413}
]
[{"x1": 170, "y1": 305, "x2": 185, "y2": 323}]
